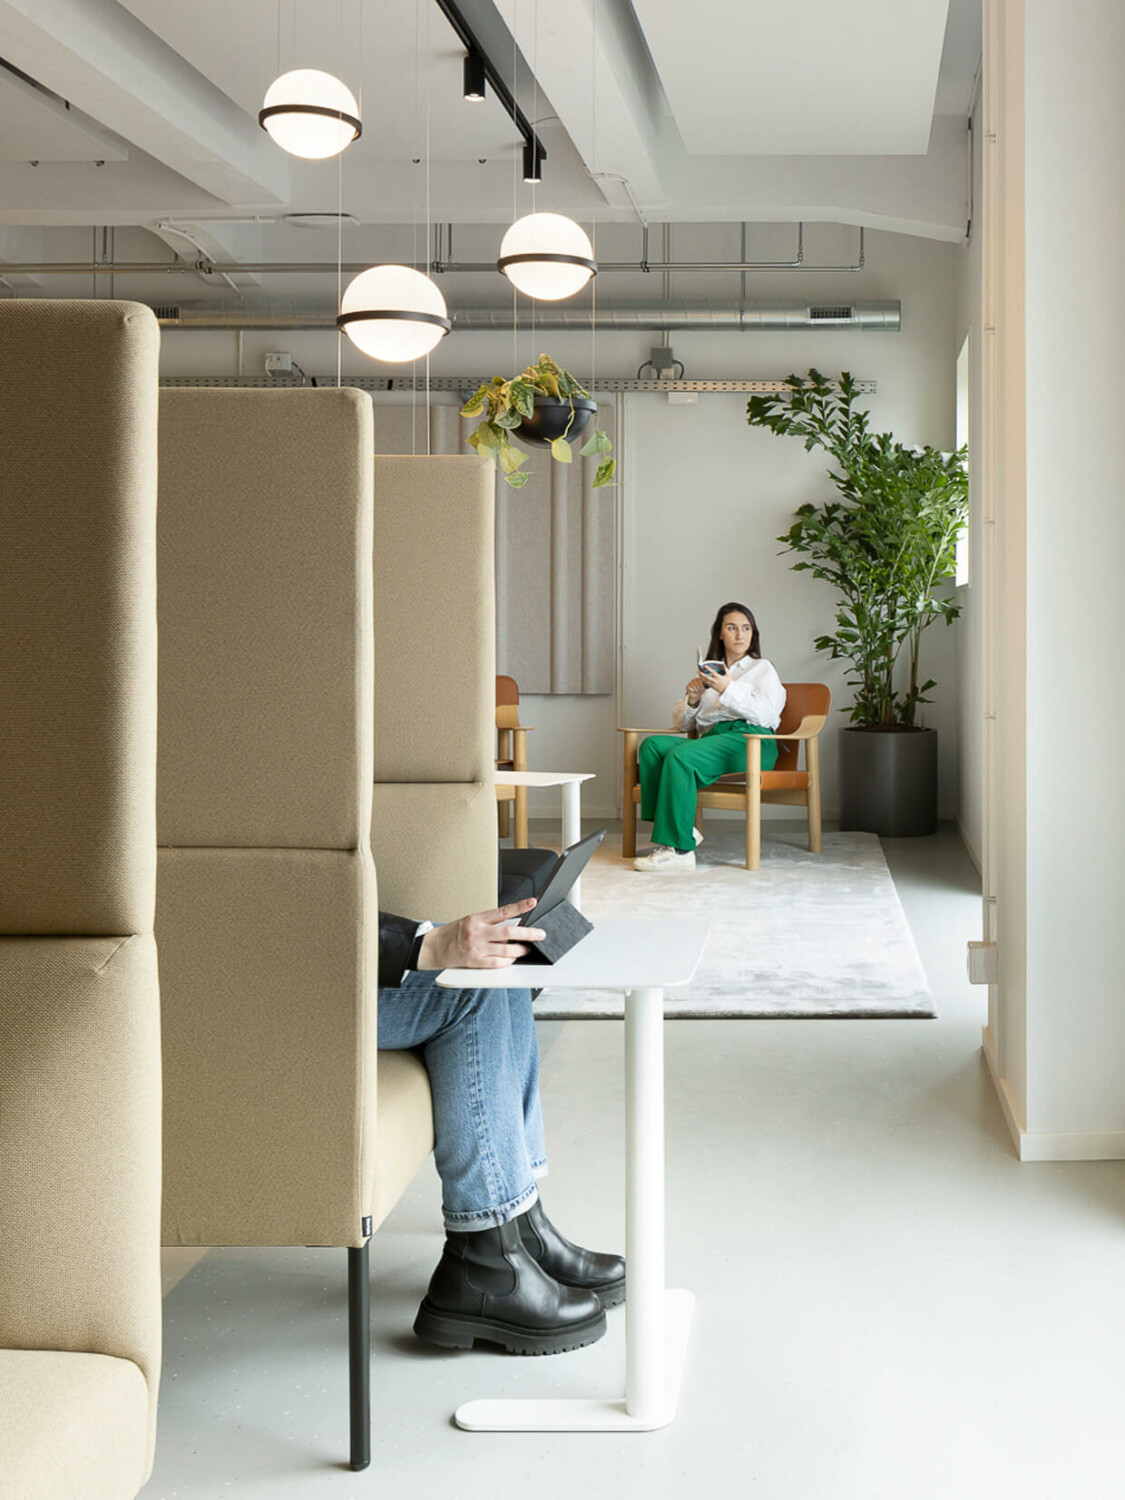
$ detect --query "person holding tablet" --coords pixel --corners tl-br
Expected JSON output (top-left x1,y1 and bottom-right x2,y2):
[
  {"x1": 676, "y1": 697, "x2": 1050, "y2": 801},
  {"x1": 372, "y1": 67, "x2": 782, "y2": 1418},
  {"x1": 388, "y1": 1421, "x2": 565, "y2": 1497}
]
[
  {"x1": 633, "y1": 601, "x2": 786, "y2": 871},
  {"x1": 378, "y1": 898, "x2": 624, "y2": 1356}
]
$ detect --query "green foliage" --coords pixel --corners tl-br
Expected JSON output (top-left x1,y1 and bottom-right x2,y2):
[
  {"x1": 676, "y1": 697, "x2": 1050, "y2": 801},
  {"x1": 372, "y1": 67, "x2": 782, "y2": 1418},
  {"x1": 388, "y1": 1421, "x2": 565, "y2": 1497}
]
[
  {"x1": 460, "y1": 353, "x2": 615, "y2": 490},
  {"x1": 746, "y1": 368, "x2": 968, "y2": 728}
]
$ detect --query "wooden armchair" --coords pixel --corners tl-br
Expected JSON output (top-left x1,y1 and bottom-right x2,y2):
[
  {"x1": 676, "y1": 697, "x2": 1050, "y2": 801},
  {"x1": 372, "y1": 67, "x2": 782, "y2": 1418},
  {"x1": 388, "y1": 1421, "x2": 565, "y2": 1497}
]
[
  {"x1": 619, "y1": 682, "x2": 831, "y2": 871},
  {"x1": 495, "y1": 674, "x2": 534, "y2": 848}
]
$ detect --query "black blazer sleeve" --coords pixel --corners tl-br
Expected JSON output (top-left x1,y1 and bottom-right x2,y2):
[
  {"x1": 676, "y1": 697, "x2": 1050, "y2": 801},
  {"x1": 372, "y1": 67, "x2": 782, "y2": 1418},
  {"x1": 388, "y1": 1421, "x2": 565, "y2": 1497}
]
[{"x1": 378, "y1": 911, "x2": 423, "y2": 988}]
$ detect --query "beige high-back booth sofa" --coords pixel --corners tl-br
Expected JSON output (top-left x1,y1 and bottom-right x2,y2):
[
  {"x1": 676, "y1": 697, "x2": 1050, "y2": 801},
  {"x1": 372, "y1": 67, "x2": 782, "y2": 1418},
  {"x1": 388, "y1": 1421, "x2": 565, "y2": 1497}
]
[
  {"x1": 0, "y1": 302, "x2": 162, "y2": 1500},
  {"x1": 371, "y1": 454, "x2": 497, "y2": 919},
  {"x1": 156, "y1": 389, "x2": 433, "y2": 1472}
]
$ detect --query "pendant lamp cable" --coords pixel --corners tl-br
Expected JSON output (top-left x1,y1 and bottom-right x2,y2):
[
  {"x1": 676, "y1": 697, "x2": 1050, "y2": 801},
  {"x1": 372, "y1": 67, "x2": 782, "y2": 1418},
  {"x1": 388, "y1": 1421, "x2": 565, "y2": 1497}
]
[
  {"x1": 530, "y1": 0, "x2": 537, "y2": 364},
  {"x1": 511, "y1": 2, "x2": 519, "y2": 374},
  {"x1": 336, "y1": 149, "x2": 343, "y2": 386},
  {"x1": 425, "y1": 0, "x2": 432, "y2": 453},
  {"x1": 590, "y1": 0, "x2": 597, "y2": 404}
]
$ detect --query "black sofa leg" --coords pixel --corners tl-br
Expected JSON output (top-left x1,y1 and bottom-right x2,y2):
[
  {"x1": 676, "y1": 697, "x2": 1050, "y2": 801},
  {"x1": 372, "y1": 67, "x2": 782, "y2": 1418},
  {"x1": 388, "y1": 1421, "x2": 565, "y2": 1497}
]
[{"x1": 348, "y1": 1241, "x2": 371, "y2": 1471}]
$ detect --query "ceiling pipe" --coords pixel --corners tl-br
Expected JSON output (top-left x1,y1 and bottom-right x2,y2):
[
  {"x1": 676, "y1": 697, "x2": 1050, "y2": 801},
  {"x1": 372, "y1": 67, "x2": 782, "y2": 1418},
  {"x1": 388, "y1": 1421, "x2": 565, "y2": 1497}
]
[
  {"x1": 0, "y1": 226, "x2": 864, "y2": 280},
  {"x1": 149, "y1": 300, "x2": 900, "y2": 331}
]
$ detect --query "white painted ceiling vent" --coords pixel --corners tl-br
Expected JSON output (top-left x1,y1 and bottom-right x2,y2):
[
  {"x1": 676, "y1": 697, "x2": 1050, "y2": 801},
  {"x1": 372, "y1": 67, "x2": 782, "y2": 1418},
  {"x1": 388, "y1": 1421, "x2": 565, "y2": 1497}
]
[{"x1": 808, "y1": 305, "x2": 855, "y2": 323}]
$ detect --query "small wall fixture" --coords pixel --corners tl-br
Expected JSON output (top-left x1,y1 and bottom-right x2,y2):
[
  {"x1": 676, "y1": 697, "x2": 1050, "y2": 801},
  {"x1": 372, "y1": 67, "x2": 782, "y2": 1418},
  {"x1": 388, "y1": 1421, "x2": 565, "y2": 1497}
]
[
  {"x1": 463, "y1": 52, "x2": 486, "y2": 101},
  {"x1": 498, "y1": 212, "x2": 596, "y2": 301},
  {"x1": 337, "y1": 265, "x2": 451, "y2": 363},
  {"x1": 259, "y1": 69, "x2": 361, "y2": 159}
]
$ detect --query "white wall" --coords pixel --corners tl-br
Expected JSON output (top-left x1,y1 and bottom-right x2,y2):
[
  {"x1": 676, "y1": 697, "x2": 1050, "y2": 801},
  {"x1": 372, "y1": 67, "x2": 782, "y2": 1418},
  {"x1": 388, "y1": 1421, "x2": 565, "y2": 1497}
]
[{"x1": 157, "y1": 224, "x2": 962, "y2": 823}]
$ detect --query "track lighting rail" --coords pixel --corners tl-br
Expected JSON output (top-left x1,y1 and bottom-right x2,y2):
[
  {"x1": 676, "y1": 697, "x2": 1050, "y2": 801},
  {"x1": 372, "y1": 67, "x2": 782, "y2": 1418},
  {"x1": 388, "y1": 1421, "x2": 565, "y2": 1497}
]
[{"x1": 432, "y1": 0, "x2": 545, "y2": 172}]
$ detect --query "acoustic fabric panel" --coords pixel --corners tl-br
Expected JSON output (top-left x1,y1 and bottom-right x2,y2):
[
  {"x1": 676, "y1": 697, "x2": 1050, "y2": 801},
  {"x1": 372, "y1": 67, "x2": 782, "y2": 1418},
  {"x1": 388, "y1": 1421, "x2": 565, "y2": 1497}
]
[
  {"x1": 0, "y1": 935, "x2": 162, "y2": 1404},
  {"x1": 370, "y1": 782, "x2": 497, "y2": 922},
  {"x1": 372, "y1": 454, "x2": 495, "y2": 783},
  {"x1": 0, "y1": 301, "x2": 159, "y2": 936},
  {"x1": 0, "y1": 1351, "x2": 150, "y2": 1500},
  {"x1": 158, "y1": 388, "x2": 374, "y2": 850},
  {"x1": 372, "y1": 399, "x2": 616, "y2": 695},
  {"x1": 157, "y1": 848, "x2": 378, "y2": 1250}
]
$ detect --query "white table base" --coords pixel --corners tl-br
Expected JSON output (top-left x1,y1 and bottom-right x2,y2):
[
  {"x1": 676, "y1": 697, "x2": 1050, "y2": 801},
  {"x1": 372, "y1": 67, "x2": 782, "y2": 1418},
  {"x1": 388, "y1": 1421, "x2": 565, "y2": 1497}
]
[
  {"x1": 455, "y1": 1290, "x2": 694, "y2": 1431},
  {"x1": 452, "y1": 985, "x2": 694, "y2": 1434}
]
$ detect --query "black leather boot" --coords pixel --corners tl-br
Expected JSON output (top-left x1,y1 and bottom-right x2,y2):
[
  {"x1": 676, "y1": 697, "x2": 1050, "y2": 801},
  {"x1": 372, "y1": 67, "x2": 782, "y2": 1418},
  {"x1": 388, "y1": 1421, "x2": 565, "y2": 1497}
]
[
  {"x1": 516, "y1": 1200, "x2": 627, "y2": 1308},
  {"x1": 413, "y1": 1219, "x2": 607, "y2": 1355}
]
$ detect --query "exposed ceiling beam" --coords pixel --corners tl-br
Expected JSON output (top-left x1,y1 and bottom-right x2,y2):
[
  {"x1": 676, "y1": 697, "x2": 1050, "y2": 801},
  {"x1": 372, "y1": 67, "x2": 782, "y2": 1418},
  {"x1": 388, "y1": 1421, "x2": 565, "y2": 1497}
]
[{"x1": 0, "y1": 0, "x2": 288, "y2": 207}]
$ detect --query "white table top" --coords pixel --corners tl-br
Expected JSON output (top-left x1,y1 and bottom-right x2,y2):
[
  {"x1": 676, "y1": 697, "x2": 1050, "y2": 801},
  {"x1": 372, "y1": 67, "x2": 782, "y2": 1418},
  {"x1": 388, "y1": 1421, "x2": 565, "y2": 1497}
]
[
  {"x1": 437, "y1": 917, "x2": 710, "y2": 992},
  {"x1": 493, "y1": 770, "x2": 596, "y2": 787}
]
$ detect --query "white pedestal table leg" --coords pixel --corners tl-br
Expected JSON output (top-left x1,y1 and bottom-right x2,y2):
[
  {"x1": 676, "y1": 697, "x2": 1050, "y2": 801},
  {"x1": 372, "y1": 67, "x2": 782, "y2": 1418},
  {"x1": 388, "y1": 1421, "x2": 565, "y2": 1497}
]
[
  {"x1": 561, "y1": 780, "x2": 583, "y2": 910},
  {"x1": 454, "y1": 984, "x2": 694, "y2": 1433}
]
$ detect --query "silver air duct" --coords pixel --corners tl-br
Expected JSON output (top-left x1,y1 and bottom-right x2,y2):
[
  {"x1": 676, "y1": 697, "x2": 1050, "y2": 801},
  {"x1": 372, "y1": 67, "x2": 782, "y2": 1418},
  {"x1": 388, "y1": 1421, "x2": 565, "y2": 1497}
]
[{"x1": 151, "y1": 300, "x2": 900, "y2": 332}]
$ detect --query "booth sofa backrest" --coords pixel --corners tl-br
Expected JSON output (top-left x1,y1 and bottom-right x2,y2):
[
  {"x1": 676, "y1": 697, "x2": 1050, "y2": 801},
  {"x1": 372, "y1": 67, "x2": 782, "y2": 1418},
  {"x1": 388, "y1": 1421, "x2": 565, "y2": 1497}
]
[
  {"x1": 0, "y1": 299, "x2": 163, "y2": 1499},
  {"x1": 371, "y1": 454, "x2": 498, "y2": 920}
]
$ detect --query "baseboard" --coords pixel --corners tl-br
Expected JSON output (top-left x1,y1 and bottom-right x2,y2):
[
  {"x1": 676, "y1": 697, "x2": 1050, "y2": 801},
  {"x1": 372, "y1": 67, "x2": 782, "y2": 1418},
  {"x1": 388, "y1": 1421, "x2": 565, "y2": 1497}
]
[
  {"x1": 957, "y1": 817, "x2": 982, "y2": 874},
  {"x1": 981, "y1": 1025, "x2": 1023, "y2": 1157},
  {"x1": 982, "y1": 1026, "x2": 1125, "y2": 1160}
]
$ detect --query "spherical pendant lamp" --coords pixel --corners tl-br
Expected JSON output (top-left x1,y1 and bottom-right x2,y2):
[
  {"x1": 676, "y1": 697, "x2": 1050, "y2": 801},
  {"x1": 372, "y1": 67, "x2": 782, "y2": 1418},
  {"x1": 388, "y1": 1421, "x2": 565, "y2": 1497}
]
[
  {"x1": 498, "y1": 212, "x2": 596, "y2": 301},
  {"x1": 337, "y1": 265, "x2": 451, "y2": 363},
  {"x1": 259, "y1": 69, "x2": 361, "y2": 160}
]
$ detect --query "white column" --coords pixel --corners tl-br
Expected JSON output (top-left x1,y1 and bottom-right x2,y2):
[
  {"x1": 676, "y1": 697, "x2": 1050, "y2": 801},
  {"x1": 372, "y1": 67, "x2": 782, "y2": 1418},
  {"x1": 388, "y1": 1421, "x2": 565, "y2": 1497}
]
[{"x1": 986, "y1": 0, "x2": 1125, "y2": 1158}]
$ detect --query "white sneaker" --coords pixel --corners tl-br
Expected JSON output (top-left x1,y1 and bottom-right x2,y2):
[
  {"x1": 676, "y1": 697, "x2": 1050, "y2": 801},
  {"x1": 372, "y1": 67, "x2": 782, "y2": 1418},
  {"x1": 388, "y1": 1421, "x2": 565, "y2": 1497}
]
[
  {"x1": 633, "y1": 846, "x2": 697, "y2": 872},
  {"x1": 692, "y1": 828, "x2": 704, "y2": 848}
]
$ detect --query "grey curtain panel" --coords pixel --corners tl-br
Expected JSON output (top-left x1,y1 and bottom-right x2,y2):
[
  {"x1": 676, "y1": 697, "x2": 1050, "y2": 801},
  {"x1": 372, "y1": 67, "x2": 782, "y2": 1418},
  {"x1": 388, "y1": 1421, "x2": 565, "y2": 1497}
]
[{"x1": 372, "y1": 399, "x2": 617, "y2": 696}]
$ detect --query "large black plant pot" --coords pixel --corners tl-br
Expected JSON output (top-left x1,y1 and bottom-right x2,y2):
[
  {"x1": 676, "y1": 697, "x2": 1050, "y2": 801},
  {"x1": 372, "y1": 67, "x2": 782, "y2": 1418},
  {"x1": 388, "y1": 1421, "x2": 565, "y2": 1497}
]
[
  {"x1": 516, "y1": 396, "x2": 596, "y2": 447},
  {"x1": 838, "y1": 726, "x2": 938, "y2": 837}
]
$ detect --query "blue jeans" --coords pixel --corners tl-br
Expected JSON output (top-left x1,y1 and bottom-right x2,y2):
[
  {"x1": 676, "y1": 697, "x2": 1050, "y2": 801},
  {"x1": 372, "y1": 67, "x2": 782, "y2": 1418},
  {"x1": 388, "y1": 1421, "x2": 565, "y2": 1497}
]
[{"x1": 377, "y1": 971, "x2": 548, "y2": 1232}]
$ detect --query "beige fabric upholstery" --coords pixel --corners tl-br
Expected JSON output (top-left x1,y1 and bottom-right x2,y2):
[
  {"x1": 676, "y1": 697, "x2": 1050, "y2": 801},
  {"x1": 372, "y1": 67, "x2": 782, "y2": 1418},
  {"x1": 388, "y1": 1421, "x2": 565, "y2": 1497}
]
[
  {"x1": 157, "y1": 389, "x2": 435, "y2": 1255},
  {"x1": 370, "y1": 1052, "x2": 436, "y2": 1233},
  {"x1": 157, "y1": 849, "x2": 377, "y2": 1248},
  {"x1": 0, "y1": 1351, "x2": 150, "y2": 1500},
  {"x1": 0, "y1": 301, "x2": 161, "y2": 1495},
  {"x1": 158, "y1": 389, "x2": 373, "y2": 849},
  {"x1": 373, "y1": 455, "x2": 498, "y2": 917},
  {"x1": 373, "y1": 456, "x2": 495, "y2": 783},
  {"x1": 371, "y1": 781, "x2": 498, "y2": 921},
  {"x1": 0, "y1": 300, "x2": 158, "y2": 937}
]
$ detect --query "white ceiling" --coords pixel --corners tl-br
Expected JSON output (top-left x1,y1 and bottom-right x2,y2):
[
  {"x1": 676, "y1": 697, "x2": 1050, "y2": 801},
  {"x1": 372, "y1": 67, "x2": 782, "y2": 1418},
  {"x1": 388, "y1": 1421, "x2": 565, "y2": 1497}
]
[
  {"x1": 632, "y1": 0, "x2": 951, "y2": 157},
  {"x1": 0, "y1": 0, "x2": 981, "y2": 291}
]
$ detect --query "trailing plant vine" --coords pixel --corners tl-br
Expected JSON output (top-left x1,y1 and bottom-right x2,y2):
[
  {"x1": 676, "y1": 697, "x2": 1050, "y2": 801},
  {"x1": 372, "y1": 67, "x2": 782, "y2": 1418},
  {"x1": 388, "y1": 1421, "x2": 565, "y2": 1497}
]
[{"x1": 461, "y1": 353, "x2": 615, "y2": 489}]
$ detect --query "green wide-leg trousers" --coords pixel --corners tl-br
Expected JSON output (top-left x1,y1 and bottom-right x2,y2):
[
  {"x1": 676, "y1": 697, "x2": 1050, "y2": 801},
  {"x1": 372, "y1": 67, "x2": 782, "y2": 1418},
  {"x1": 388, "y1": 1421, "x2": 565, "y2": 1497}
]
[{"x1": 638, "y1": 720, "x2": 778, "y2": 853}]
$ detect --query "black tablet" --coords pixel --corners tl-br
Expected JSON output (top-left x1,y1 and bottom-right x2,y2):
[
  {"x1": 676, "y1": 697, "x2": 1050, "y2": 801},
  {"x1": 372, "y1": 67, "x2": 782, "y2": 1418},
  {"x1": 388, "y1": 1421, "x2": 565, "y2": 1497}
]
[{"x1": 518, "y1": 828, "x2": 605, "y2": 926}]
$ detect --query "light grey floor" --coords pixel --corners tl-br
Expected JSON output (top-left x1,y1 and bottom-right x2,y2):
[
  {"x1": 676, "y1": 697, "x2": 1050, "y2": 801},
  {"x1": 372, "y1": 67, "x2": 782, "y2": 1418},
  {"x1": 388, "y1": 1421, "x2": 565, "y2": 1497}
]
[{"x1": 143, "y1": 823, "x2": 1125, "y2": 1500}]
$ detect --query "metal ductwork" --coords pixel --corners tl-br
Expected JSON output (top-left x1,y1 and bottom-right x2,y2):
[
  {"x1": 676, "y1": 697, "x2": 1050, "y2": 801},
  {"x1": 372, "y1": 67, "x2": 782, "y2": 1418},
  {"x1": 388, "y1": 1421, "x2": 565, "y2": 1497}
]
[{"x1": 151, "y1": 300, "x2": 900, "y2": 332}]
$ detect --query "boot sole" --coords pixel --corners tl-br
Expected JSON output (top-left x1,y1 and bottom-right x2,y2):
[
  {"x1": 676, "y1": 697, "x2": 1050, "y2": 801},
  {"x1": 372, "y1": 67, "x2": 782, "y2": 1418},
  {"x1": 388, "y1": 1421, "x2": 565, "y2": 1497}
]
[{"x1": 413, "y1": 1299, "x2": 607, "y2": 1356}]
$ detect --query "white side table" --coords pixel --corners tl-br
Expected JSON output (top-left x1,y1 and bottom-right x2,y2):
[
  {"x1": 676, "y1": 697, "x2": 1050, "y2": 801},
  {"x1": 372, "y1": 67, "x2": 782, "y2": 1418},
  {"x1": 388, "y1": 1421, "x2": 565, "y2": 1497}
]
[
  {"x1": 493, "y1": 770, "x2": 595, "y2": 910},
  {"x1": 438, "y1": 916, "x2": 710, "y2": 1433}
]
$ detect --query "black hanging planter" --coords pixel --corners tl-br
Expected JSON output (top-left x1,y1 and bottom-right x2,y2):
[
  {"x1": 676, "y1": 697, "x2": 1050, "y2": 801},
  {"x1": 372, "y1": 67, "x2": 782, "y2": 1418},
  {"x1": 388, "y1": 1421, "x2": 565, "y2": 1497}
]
[
  {"x1": 516, "y1": 396, "x2": 597, "y2": 447},
  {"x1": 838, "y1": 726, "x2": 938, "y2": 837}
]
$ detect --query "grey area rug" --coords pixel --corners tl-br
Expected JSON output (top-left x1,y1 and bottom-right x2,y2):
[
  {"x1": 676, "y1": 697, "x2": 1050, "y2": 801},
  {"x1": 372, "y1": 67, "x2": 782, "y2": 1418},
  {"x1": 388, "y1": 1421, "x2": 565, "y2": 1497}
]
[{"x1": 536, "y1": 826, "x2": 935, "y2": 1019}]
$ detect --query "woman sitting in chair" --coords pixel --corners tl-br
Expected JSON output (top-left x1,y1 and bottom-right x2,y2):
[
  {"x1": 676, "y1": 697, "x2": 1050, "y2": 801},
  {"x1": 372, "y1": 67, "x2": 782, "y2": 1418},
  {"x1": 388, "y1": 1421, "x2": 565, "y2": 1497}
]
[{"x1": 634, "y1": 601, "x2": 786, "y2": 871}]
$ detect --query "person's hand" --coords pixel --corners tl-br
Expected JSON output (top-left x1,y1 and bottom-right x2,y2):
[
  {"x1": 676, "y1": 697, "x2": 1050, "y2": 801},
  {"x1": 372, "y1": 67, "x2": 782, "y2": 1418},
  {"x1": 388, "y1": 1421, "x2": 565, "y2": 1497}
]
[
  {"x1": 699, "y1": 663, "x2": 731, "y2": 695},
  {"x1": 685, "y1": 674, "x2": 706, "y2": 706},
  {"x1": 417, "y1": 899, "x2": 546, "y2": 970}
]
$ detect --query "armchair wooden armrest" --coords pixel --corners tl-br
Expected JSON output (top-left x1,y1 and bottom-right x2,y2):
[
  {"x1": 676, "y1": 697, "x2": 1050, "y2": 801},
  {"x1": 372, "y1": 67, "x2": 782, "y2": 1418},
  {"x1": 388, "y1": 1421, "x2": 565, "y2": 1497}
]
[{"x1": 749, "y1": 713, "x2": 827, "y2": 742}]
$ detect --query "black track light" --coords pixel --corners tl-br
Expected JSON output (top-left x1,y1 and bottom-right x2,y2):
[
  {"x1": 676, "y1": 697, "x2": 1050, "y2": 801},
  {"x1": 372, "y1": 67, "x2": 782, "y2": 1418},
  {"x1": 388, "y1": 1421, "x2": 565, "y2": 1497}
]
[
  {"x1": 522, "y1": 139, "x2": 544, "y2": 184},
  {"x1": 463, "y1": 51, "x2": 486, "y2": 101}
]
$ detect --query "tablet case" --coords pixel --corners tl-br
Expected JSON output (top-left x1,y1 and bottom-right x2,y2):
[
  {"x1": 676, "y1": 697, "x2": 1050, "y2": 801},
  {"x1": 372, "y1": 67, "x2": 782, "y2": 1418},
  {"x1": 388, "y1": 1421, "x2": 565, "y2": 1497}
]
[{"x1": 518, "y1": 900, "x2": 594, "y2": 964}]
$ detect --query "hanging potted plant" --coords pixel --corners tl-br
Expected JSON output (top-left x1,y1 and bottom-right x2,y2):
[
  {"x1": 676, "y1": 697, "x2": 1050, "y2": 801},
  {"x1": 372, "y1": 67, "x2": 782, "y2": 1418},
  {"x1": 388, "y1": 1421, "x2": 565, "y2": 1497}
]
[
  {"x1": 746, "y1": 369, "x2": 968, "y2": 837},
  {"x1": 461, "y1": 353, "x2": 615, "y2": 489}
]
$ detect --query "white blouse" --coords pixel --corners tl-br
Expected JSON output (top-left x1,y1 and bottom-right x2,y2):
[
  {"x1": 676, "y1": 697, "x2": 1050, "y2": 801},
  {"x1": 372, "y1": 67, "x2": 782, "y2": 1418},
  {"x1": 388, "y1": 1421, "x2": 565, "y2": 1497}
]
[{"x1": 682, "y1": 655, "x2": 786, "y2": 733}]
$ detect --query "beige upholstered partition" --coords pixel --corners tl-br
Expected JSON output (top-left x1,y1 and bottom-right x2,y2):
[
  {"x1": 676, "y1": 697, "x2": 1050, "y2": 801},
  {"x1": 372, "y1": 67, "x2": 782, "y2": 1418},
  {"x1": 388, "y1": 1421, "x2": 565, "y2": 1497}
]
[
  {"x1": 372, "y1": 454, "x2": 498, "y2": 920},
  {"x1": 156, "y1": 388, "x2": 433, "y2": 1471},
  {"x1": 0, "y1": 301, "x2": 162, "y2": 1499}
]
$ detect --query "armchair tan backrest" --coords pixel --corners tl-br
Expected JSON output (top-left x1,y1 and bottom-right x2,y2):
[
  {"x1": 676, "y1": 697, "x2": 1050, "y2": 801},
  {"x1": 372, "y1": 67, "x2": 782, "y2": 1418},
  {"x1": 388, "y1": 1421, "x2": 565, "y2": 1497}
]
[
  {"x1": 371, "y1": 455, "x2": 498, "y2": 919},
  {"x1": 620, "y1": 683, "x2": 831, "y2": 870},
  {"x1": 156, "y1": 389, "x2": 433, "y2": 1472},
  {"x1": 495, "y1": 675, "x2": 534, "y2": 847},
  {"x1": 0, "y1": 301, "x2": 162, "y2": 1500}
]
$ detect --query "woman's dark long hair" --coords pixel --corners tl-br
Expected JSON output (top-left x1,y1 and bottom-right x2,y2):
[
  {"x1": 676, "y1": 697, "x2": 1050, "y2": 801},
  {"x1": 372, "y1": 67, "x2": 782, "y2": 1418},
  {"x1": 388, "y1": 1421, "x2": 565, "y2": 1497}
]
[{"x1": 705, "y1": 601, "x2": 762, "y2": 664}]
